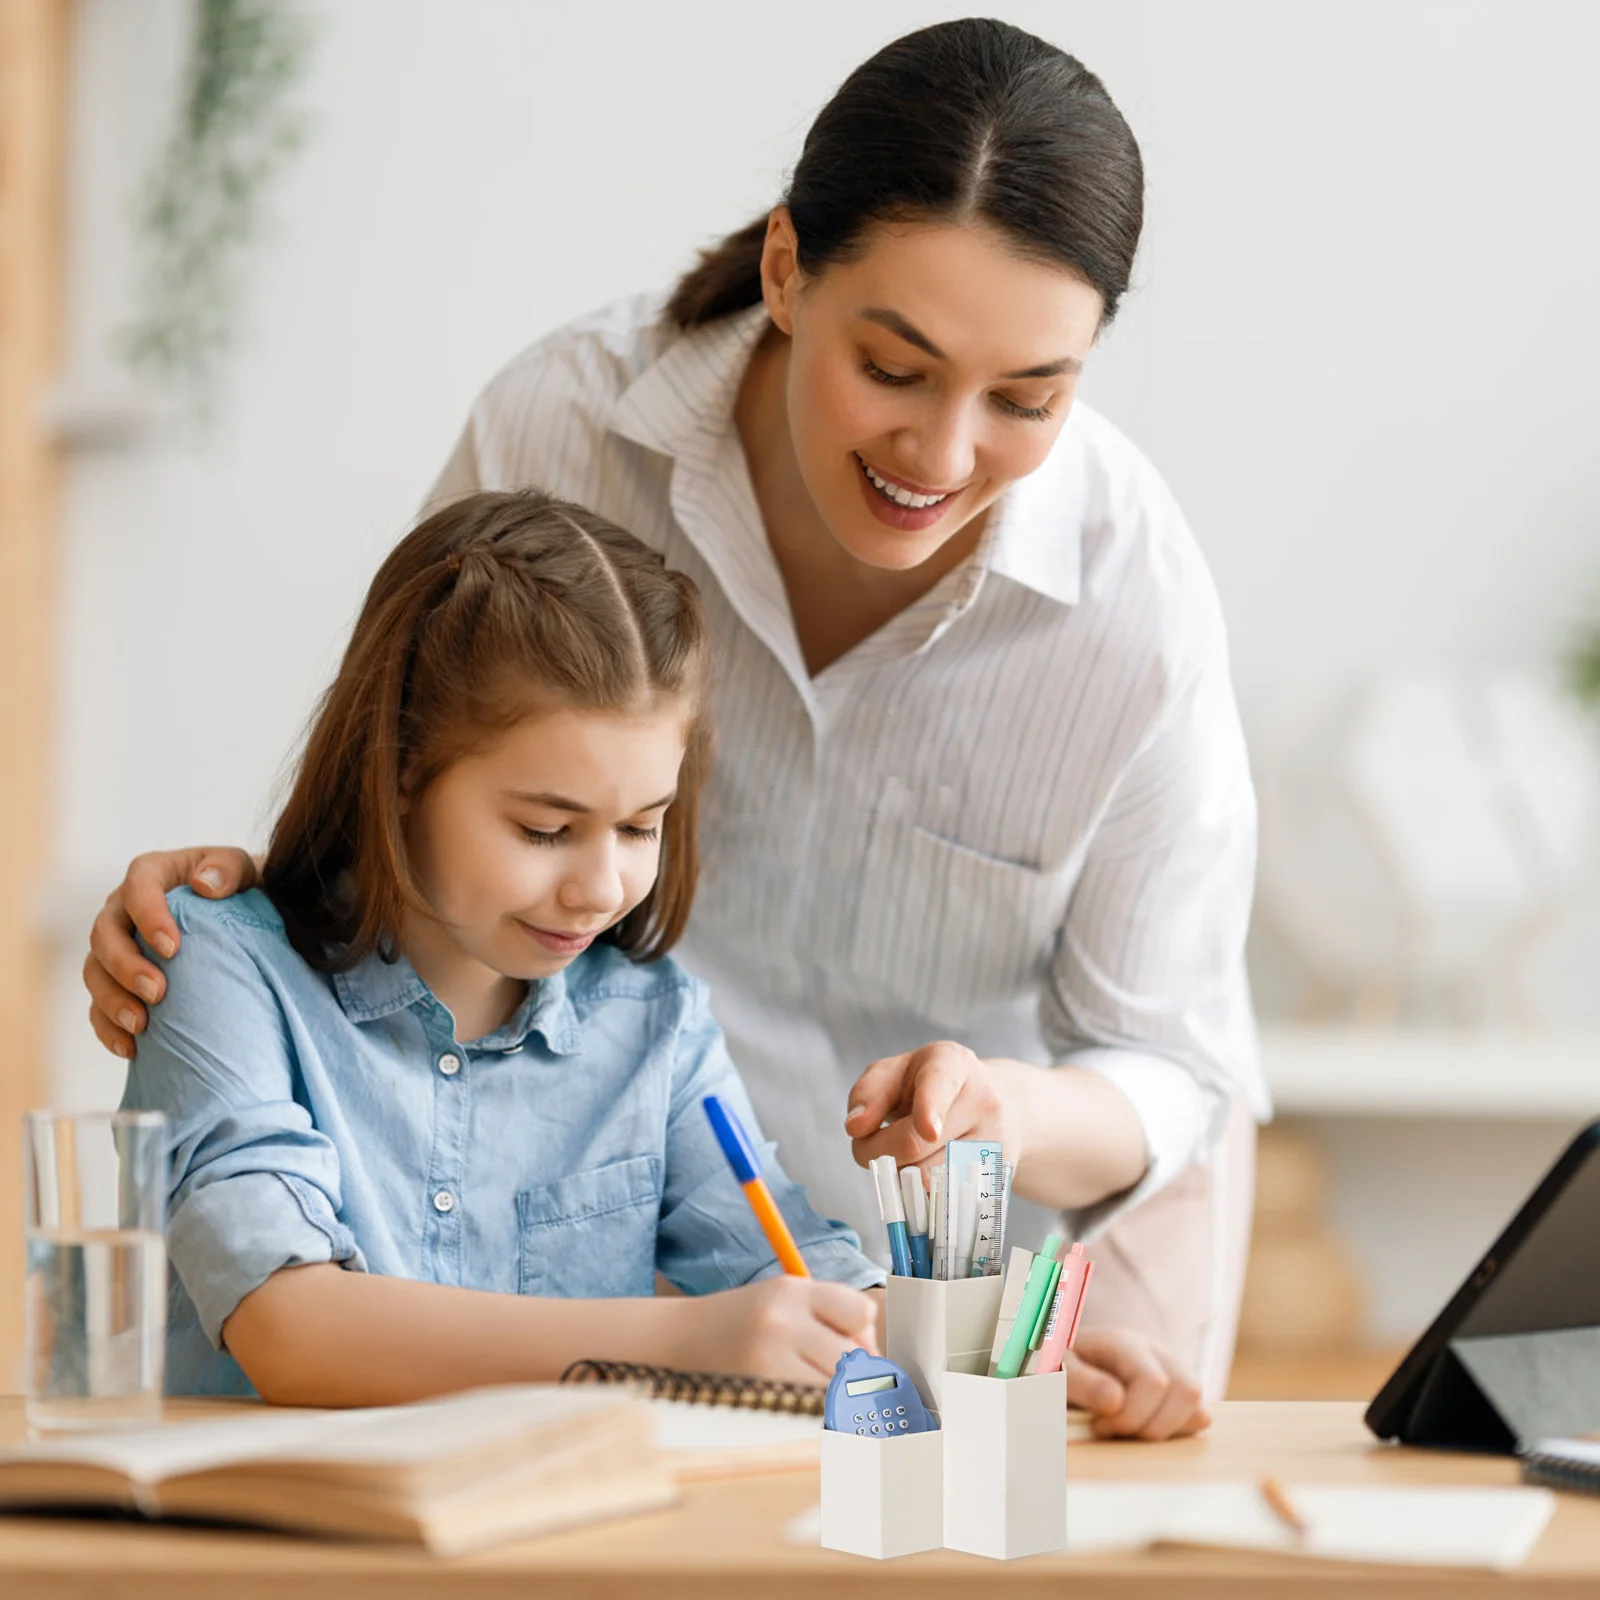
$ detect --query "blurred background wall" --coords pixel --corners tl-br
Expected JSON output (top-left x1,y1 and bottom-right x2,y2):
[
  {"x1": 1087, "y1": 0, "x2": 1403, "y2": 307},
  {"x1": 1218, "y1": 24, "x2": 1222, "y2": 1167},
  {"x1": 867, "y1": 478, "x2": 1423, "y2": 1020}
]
[{"x1": 35, "y1": 0, "x2": 1600, "y2": 1384}]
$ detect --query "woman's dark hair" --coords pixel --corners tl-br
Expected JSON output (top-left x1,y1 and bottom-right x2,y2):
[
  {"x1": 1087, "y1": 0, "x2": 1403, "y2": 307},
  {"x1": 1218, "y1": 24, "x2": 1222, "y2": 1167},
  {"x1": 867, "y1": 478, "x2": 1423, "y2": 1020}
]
[
  {"x1": 262, "y1": 490, "x2": 711, "y2": 972},
  {"x1": 667, "y1": 18, "x2": 1143, "y2": 330}
]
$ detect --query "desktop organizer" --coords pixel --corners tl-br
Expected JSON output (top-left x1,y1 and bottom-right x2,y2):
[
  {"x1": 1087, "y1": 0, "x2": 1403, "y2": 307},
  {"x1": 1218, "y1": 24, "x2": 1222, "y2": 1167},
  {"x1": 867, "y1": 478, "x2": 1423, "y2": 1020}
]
[{"x1": 819, "y1": 1274, "x2": 1068, "y2": 1561}]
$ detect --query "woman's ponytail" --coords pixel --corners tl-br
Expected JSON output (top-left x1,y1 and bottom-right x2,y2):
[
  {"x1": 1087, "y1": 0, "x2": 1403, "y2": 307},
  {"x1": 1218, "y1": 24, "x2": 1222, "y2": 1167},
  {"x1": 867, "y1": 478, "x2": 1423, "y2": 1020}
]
[{"x1": 664, "y1": 216, "x2": 768, "y2": 330}]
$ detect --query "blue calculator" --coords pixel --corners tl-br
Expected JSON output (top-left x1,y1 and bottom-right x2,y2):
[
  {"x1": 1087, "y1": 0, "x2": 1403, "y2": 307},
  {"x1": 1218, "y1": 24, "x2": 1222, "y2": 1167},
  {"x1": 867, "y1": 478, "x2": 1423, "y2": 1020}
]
[{"x1": 823, "y1": 1348, "x2": 938, "y2": 1436}]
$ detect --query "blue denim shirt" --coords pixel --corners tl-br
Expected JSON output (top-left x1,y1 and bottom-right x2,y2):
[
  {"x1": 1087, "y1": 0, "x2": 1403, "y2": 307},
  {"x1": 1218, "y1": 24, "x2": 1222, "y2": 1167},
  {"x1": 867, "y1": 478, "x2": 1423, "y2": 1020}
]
[{"x1": 122, "y1": 888, "x2": 880, "y2": 1395}]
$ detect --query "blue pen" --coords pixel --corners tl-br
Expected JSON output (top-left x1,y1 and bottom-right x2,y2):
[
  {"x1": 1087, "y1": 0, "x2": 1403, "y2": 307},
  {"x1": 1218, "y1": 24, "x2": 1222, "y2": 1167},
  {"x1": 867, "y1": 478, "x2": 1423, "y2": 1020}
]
[
  {"x1": 900, "y1": 1166, "x2": 932, "y2": 1278},
  {"x1": 870, "y1": 1155, "x2": 914, "y2": 1277},
  {"x1": 702, "y1": 1095, "x2": 810, "y2": 1276}
]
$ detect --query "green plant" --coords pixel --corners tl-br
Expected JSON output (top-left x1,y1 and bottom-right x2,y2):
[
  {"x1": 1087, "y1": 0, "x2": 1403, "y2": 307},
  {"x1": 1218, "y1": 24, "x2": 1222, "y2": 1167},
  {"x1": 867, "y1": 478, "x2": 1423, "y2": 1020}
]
[
  {"x1": 122, "y1": 0, "x2": 314, "y2": 414},
  {"x1": 1570, "y1": 617, "x2": 1600, "y2": 711}
]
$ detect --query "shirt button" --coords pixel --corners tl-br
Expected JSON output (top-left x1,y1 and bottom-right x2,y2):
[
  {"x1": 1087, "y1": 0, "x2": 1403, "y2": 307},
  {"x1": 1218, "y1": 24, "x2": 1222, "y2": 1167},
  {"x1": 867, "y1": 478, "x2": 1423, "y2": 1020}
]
[
  {"x1": 432, "y1": 1189, "x2": 455, "y2": 1214},
  {"x1": 437, "y1": 1053, "x2": 461, "y2": 1077}
]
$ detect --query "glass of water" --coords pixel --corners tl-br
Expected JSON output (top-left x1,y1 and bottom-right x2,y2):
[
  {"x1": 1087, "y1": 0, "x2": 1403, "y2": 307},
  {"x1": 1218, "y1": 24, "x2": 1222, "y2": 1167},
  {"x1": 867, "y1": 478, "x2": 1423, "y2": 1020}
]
[{"x1": 23, "y1": 1110, "x2": 167, "y2": 1432}]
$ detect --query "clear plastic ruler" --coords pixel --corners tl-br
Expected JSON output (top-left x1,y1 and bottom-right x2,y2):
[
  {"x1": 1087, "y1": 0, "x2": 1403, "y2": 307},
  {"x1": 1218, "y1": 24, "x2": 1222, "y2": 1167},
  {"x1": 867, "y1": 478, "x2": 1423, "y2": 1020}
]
[{"x1": 942, "y1": 1139, "x2": 1004, "y2": 1277}]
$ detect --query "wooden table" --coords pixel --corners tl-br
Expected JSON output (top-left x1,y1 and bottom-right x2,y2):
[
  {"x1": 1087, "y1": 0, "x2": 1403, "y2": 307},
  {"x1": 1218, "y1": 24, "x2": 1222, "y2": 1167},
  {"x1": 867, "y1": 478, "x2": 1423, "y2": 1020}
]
[{"x1": 3, "y1": 1398, "x2": 1600, "y2": 1597}]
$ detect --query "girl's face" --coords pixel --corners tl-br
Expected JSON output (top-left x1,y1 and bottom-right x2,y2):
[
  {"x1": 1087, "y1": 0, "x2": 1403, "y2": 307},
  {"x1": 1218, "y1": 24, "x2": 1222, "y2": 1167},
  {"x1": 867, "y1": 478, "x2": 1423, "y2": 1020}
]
[
  {"x1": 402, "y1": 702, "x2": 688, "y2": 989},
  {"x1": 763, "y1": 215, "x2": 1105, "y2": 572}
]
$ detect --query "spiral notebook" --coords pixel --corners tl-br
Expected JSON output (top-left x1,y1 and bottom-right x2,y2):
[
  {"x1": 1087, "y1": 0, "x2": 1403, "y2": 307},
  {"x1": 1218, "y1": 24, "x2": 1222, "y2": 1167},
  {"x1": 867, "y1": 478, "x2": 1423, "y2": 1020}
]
[
  {"x1": 1522, "y1": 1436, "x2": 1600, "y2": 1495},
  {"x1": 560, "y1": 1361, "x2": 824, "y2": 1481}
]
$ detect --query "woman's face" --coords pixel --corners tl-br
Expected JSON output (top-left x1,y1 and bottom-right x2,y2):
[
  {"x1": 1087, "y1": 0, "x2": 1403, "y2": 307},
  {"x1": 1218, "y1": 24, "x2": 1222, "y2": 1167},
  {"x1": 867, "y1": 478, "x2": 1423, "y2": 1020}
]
[{"x1": 763, "y1": 215, "x2": 1104, "y2": 572}]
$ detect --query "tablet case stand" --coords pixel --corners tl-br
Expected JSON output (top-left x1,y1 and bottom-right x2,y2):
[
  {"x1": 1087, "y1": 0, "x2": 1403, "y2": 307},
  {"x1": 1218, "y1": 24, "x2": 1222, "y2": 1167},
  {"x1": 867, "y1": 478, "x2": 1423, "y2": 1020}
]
[{"x1": 1399, "y1": 1325, "x2": 1600, "y2": 1451}]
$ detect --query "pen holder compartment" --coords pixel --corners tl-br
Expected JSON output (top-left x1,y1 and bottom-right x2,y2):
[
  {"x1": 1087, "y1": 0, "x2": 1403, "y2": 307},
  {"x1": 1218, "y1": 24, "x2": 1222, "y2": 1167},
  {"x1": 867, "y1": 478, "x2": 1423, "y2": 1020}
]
[
  {"x1": 819, "y1": 1428, "x2": 943, "y2": 1559},
  {"x1": 886, "y1": 1274, "x2": 1004, "y2": 1415},
  {"x1": 939, "y1": 1369, "x2": 1067, "y2": 1561}
]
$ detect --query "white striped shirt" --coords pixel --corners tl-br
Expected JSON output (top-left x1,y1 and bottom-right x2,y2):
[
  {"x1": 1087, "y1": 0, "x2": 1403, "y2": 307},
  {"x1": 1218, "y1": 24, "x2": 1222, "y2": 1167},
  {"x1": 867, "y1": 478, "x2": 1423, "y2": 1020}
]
[{"x1": 429, "y1": 293, "x2": 1266, "y2": 1262}]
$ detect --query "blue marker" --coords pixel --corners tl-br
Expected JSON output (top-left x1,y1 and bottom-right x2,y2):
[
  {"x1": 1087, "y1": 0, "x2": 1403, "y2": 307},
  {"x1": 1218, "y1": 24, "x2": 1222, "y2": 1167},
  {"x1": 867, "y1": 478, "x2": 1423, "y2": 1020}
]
[
  {"x1": 900, "y1": 1166, "x2": 932, "y2": 1278},
  {"x1": 870, "y1": 1155, "x2": 914, "y2": 1278}
]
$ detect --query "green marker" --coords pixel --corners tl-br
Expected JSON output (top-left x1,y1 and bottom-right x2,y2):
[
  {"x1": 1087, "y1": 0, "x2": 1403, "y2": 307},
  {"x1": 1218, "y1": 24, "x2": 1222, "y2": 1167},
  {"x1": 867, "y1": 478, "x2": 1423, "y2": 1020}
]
[
  {"x1": 996, "y1": 1234, "x2": 1063, "y2": 1379},
  {"x1": 1028, "y1": 1258, "x2": 1063, "y2": 1351}
]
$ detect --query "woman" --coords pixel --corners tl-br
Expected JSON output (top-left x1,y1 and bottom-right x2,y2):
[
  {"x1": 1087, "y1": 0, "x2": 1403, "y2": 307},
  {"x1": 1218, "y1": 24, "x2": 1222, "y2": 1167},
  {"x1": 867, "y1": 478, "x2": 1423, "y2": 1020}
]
[{"x1": 84, "y1": 18, "x2": 1265, "y2": 1438}]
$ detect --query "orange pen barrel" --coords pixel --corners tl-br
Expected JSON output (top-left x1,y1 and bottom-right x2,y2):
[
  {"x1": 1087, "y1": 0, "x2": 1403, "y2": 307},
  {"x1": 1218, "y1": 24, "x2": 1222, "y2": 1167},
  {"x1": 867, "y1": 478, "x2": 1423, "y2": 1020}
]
[{"x1": 740, "y1": 1177, "x2": 811, "y2": 1277}]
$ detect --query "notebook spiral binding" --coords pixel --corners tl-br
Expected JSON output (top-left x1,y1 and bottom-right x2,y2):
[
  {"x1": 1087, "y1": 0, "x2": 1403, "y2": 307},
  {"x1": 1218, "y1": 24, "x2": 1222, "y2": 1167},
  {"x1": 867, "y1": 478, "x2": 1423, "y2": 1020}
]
[
  {"x1": 559, "y1": 1359, "x2": 826, "y2": 1415},
  {"x1": 1521, "y1": 1446, "x2": 1600, "y2": 1496}
]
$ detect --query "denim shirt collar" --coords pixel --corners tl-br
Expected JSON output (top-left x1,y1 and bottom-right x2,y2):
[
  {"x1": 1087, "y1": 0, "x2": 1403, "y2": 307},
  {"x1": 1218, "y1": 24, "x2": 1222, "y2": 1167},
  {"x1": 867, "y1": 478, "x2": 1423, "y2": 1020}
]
[{"x1": 332, "y1": 949, "x2": 583, "y2": 1055}]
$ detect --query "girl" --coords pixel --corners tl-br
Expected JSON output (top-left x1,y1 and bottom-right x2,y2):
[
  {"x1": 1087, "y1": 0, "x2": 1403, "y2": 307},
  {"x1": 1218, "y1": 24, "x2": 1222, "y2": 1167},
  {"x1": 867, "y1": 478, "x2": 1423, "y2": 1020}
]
[
  {"x1": 94, "y1": 18, "x2": 1241, "y2": 1437},
  {"x1": 123, "y1": 489, "x2": 882, "y2": 1406}
]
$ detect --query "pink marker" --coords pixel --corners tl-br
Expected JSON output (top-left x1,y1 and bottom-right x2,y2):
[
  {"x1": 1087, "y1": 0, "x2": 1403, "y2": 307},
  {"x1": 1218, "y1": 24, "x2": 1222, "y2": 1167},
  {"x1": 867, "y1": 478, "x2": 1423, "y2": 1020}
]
[{"x1": 1030, "y1": 1242, "x2": 1094, "y2": 1376}]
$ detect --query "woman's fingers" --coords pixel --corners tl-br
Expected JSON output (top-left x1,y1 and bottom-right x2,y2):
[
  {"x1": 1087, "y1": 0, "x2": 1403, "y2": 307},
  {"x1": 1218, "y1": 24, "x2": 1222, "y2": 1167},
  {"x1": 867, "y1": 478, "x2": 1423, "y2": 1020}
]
[
  {"x1": 1074, "y1": 1327, "x2": 1207, "y2": 1440},
  {"x1": 844, "y1": 1052, "x2": 913, "y2": 1136},
  {"x1": 82, "y1": 948, "x2": 147, "y2": 1048},
  {"x1": 847, "y1": 1043, "x2": 978, "y2": 1168},
  {"x1": 1061, "y1": 1347, "x2": 1127, "y2": 1415},
  {"x1": 86, "y1": 996, "x2": 135, "y2": 1062},
  {"x1": 186, "y1": 847, "x2": 258, "y2": 899}
]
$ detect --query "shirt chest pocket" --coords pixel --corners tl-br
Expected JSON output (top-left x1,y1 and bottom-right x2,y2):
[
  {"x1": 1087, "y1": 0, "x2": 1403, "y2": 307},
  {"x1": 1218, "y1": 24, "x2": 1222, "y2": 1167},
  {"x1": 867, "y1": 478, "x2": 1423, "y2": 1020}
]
[
  {"x1": 844, "y1": 815, "x2": 1072, "y2": 1030},
  {"x1": 515, "y1": 1155, "x2": 662, "y2": 1298}
]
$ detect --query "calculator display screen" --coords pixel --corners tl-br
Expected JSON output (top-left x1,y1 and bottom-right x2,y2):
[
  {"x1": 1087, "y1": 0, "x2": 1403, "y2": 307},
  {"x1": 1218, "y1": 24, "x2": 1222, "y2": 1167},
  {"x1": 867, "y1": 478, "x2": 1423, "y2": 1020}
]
[{"x1": 845, "y1": 1374, "x2": 897, "y2": 1396}]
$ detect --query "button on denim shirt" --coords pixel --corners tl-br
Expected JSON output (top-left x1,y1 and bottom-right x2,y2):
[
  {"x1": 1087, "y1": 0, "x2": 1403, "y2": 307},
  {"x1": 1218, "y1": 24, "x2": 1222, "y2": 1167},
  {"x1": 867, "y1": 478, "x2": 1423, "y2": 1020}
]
[{"x1": 122, "y1": 888, "x2": 881, "y2": 1396}]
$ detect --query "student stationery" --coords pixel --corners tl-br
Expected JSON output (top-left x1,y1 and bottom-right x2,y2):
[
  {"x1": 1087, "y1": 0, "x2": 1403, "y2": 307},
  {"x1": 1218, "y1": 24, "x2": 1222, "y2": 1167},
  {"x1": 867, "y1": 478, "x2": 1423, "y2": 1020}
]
[
  {"x1": 560, "y1": 1358, "x2": 824, "y2": 1414},
  {"x1": 1520, "y1": 1435, "x2": 1600, "y2": 1494},
  {"x1": 870, "y1": 1153, "x2": 914, "y2": 1277},
  {"x1": 823, "y1": 1349, "x2": 938, "y2": 1436},
  {"x1": 701, "y1": 1093, "x2": 810, "y2": 1277},
  {"x1": 560, "y1": 1360, "x2": 826, "y2": 1479},
  {"x1": 0, "y1": 1386, "x2": 672, "y2": 1556},
  {"x1": 994, "y1": 1235, "x2": 1063, "y2": 1379},
  {"x1": 987, "y1": 1246, "x2": 1036, "y2": 1372},
  {"x1": 1061, "y1": 1481, "x2": 1556, "y2": 1570},
  {"x1": 1026, "y1": 1241, "x2": 1094, "y2": 1376},
  {"x1": 941, "y1": 1139, "x2": 1005, "y2": 1277},
  {"x1": 900, "y1": 1165, "x2": 932, "y2": 1278}
]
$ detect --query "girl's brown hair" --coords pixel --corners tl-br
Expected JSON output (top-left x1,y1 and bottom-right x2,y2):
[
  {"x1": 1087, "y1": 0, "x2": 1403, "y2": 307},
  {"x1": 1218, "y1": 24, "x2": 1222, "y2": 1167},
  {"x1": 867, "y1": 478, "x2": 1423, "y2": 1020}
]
[{"x1": 262, "y1": 490, "x2": 710, "y2": 971}]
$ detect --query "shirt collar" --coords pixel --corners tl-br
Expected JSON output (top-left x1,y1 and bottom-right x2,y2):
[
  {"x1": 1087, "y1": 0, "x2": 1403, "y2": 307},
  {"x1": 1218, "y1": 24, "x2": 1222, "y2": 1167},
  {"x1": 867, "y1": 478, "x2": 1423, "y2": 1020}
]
[
  {"x1": 607, "y1": 301, "x2": 1082, "y2": 608},
  {"x1": 332, "y1": 949, "x2": 583, "y2": 1055},
  {"x1": 607, "y1": 303, "x2": 768, "y2": 466}
]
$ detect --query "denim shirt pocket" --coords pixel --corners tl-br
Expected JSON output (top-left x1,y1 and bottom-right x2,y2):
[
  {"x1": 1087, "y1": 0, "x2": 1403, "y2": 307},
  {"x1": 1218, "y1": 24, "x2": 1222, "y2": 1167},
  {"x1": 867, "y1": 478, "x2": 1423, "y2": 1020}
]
[{"x1": 515, "y1": 1154, "x2": 663, "y2": 1298}]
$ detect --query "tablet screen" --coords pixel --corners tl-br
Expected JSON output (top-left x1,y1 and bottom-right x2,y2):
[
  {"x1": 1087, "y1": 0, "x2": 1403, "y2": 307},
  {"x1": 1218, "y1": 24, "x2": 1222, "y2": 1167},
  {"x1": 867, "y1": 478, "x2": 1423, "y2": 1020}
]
[{"x1": 1456, "y1": 1133, "x2": 1600, "y2": 1339}]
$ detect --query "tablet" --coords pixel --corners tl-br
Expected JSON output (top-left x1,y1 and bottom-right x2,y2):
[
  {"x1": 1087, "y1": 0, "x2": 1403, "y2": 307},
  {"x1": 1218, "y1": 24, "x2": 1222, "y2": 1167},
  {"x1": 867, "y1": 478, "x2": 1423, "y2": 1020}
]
[{"x1": 1365, "y1": 1116, "x2": 1600, "y2": 1452}]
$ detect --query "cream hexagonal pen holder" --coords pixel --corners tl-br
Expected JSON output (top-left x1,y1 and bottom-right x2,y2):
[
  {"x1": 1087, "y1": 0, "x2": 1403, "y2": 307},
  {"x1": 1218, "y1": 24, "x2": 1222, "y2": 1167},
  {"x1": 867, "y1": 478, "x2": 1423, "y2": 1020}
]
[
  {"x1": 818, "y1": 1427, "x2": 943, "y2": 1559},
  {"x1": 939, "y1": 1368, "x2": 1067, "y2": 1559}
]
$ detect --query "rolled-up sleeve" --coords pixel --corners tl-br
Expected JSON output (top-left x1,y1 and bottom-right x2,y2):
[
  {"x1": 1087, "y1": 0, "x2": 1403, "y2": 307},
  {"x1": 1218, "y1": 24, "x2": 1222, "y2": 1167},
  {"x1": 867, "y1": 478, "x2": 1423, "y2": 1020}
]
[
  {"x1": 1045, "y1": 618, "x2": 1263, "y2": 1240},
  {"x1": 121, "y1": 901, "x2": 365, "y2": 1347},
  {"x1": 656, "y1": 980, "x2": 885, "y2": 1295}
]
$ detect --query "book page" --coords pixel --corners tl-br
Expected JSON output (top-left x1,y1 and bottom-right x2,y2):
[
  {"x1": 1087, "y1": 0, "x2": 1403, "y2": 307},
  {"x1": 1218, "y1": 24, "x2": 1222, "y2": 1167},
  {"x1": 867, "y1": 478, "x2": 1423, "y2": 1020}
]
[
  {"x1": 1065, "y1": 1481, "x2": 1555, "y2": 1570},
  {"x1": 650, "y1": 1400, "x2": 820, "y2": 1480},
  {"x1": 0, "y1": 1386, "x2": 631, "y2": 1487}
]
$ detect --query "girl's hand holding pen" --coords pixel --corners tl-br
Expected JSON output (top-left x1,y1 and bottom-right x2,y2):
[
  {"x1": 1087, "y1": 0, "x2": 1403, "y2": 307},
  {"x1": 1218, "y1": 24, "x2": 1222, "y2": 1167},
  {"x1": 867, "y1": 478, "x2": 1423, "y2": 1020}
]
[
  {"x1": 844, "y1": 1041, "x2": 1020, "y2": 1173},
  {"x1": 682, "y1": 1276, "x2": 882, "y2": 1385}
]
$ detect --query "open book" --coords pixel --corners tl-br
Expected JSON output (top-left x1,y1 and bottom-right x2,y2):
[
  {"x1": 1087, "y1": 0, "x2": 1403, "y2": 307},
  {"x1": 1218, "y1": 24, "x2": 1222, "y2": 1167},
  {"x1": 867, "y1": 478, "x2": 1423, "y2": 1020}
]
[{"x1": 0, "y1": 1386, "x2": 674, "y2": 1556}]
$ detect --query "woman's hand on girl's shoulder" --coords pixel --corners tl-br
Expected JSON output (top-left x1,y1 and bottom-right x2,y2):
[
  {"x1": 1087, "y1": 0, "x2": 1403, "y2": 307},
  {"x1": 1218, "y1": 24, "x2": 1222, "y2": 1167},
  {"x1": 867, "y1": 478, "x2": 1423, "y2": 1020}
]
[
  {"x1": 682, "y1": 1275, "x2": 880, "y2": 1386},
  {"x1": 85, "y1": 845, "x2": 258, "y2": 1057},
  {"x1": 1063, "y1": 1327, "x2": 1210, "y2": 1441}
]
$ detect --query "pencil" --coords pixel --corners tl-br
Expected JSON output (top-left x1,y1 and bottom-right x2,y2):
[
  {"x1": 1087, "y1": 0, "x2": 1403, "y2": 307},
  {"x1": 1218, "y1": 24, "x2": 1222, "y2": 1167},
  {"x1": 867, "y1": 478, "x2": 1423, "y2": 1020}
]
[{"x1": 1258, "y1": 1476, "x2": 1309, "y2": 1539}]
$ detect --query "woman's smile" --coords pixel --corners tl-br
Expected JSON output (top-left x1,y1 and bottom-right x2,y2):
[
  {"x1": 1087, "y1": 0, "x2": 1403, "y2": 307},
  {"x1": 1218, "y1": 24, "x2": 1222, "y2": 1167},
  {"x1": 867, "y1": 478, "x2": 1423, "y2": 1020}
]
[{"x1": 853, "y1": 451, "x2": 964, "y2": 532}]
